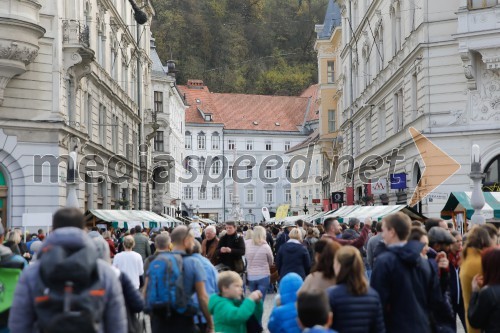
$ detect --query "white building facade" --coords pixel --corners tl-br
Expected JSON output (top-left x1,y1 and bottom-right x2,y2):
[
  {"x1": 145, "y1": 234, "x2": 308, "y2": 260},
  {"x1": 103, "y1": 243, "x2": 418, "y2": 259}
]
[
  {"x1": 179, "y1": 82, "x2": 311, "y2": 222},
  {"x1": 335, "y1": 0, "x2": 500, "y2": 217},
  {"x1": 149, "y1": 39, "x2": 187, "y2": 217},
  {"x1": 0, "y1": 0, "x2": 154, "y2": 228}
]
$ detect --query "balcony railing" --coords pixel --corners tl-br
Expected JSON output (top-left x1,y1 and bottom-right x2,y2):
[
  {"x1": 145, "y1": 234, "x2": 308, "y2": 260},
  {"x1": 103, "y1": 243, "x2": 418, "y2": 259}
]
[
  {"x1": 62, "y1": 20, "x2": 90, "y2": 47},
  {"x1": 468, "y1": 0, "x2": 498, "y2": 9}
]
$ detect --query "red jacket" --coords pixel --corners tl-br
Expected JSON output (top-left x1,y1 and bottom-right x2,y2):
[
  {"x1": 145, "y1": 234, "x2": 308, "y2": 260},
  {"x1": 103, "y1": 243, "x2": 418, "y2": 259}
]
[{"x1": 322, "y1": 225, "x2": 370, "y2": 249}]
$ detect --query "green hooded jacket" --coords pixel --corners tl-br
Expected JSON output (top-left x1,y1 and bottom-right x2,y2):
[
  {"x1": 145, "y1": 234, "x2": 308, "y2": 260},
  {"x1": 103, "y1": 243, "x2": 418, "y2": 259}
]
[{"x1": 208, "y1": 294, "x2": 263, "y2": 333}]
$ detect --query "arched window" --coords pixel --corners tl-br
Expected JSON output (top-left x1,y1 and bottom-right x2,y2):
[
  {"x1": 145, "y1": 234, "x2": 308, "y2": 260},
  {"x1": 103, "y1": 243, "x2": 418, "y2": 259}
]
[
  {"x1": 483, "y1": 155, "x2": 500, "y2": 191},
  {"x1": 197, "y1": 131, "x2": 206, "y2": 150},
  {"x1": 185, "y1": 131, "x2": 192, "y2": 149},
  {"x1": 211, "y1": 132, "x2": 220, "y2": 150}
]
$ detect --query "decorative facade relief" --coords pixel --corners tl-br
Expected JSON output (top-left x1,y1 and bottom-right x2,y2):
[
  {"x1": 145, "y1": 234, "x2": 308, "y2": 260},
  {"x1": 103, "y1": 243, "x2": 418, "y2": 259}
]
[{"x1": 470, "y1": 70, "x2": 500, "y2": 122}]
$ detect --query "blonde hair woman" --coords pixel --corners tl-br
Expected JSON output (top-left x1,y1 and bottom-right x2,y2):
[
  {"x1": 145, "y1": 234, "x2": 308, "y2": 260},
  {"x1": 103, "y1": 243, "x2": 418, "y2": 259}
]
[
  {"x1": 276, "y1": 228, "x2": 311, "y2": 280},
  {"x1": 245, "y1": 226, "x2": 273, "y2": 300}
]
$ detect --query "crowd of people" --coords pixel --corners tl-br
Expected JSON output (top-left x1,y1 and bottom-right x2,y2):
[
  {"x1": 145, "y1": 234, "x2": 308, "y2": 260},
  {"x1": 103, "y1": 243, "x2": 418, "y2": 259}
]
[{"x1": 0, "y1": 211, "x2": 499, "y2": 333}]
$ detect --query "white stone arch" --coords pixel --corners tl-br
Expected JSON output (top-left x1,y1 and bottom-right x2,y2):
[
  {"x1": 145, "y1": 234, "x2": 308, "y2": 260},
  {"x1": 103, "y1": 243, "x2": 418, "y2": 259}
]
[
  {"x1": 481, "y1": 141, "x2": 500, "y2": 173},
  {"x1": 0, "y1": 129, "x2": 26, "y2": 227}
]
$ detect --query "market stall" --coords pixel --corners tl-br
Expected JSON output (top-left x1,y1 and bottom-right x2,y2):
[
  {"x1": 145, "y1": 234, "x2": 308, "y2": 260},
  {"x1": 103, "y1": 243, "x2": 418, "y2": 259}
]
[
  {"x1": 320, "y1": 205, "x2": 426, "y2": 223},
  {"x1": 440, "y1": 192, "x2": 500, "y2": 232},
  {"x1": 85, "y1": 210, "x2": 178, "y2": 229}
]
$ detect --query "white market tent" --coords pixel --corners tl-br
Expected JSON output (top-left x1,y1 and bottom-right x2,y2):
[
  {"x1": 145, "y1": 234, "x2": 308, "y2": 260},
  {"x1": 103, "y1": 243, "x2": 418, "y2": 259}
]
[
  {"x1": 320, "y1": 205, "x2": 426, "y2": 223},
  {"x1": 199, "y1": 218, "x2": 217, "y2": 225},
  {"x1": 86, "y1": 209, "x2": 180, "y2": 229}
]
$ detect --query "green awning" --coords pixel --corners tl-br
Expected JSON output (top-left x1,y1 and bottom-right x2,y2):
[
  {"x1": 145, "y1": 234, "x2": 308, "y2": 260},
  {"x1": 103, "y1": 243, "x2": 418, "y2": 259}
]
[
  {"x1": 87, "y1": 210, "x2": 171, "y2": 229},
  {"x1": 441, "y1": 192, "x2": 500, "y2": 220}
]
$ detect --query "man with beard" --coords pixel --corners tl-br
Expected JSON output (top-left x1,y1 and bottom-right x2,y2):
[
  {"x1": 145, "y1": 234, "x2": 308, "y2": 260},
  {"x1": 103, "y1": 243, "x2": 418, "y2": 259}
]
[{"x1": 216, "y1": 221, "x2": 245, "y2": 273}]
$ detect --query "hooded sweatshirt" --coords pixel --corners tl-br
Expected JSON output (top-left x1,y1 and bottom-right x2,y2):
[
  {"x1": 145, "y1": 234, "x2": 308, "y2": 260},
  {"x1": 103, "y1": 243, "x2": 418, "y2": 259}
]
[
  {"x1": 208, "y1": 294, "x2": 263, "y2": 333},
  {"x1": 371, "y1": 241, "x2": 453, "y2": 333},
  {"x1": 268, "y1": 273, "x2": 303, "y2": 333}
]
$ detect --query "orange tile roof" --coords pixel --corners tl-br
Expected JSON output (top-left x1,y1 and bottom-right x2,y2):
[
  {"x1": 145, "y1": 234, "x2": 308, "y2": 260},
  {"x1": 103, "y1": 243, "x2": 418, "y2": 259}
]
[
  {"x1": 300, "y1": 84, "x2": 320, "y2": 122},
  {"x1": 179, "y1": 81, "x2": 311, "y2": 132},
  {"x1": 177, "y1": 83, "x2": 223, "y2": 124}
]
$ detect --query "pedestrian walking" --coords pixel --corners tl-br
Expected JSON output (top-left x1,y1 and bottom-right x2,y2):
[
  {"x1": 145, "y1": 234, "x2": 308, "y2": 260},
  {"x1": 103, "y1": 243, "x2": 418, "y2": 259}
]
[
  {"x1": 246, "y1": 226, "x2": 274, "y2": 300},
  {"x1": 268, "y1": 272, "x2": 303, "y2": 333},
  {"x1": 144, "y1": 226, "x2": 213, "y2": 333},
  {"x1": 468, "y1": 247, "x2": 500, "y2": 333},
  {"x1": 460, "y1": 225, "x2": 496, "y2": 333},
  {"x1": 327, "y1": 245, "x2": 385, "y2": 333},
  {"x1": 113, "y1": 235, "x2": 144, "y2": 290},
  {"x1": 216, "y1": 221, "x2": 246, "y2": 273},
  {"x1": 8, "y1": 208, "x2": 127, "y2": 333},
  {"x1": 132, "y1": 225, "x2": 151, "y2": 261},
  {"x1": 370, "y1": 213, "x2": 453, "y2": 333},
  {"x1": 299, "y1": 238, "x2": 339, "y2": 293},
  {"x1": 322, "y1": 218, "x2": 372, "y2": 249},
  {"x1": 276, "y1": 228, "x2": 310, "y2": 280},
  {"x1": 201, "y1": 225, "x2": 219, "y2": 265}
]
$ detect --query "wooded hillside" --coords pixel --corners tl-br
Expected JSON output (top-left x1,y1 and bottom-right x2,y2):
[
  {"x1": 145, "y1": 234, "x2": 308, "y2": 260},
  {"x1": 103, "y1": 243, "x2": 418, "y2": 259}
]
[{"x1": 151, "y1": 0, "x2": 328, "y2": 95}]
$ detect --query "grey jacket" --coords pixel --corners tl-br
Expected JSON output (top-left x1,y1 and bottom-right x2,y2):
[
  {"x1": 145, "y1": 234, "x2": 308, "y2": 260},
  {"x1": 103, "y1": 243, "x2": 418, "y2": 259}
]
[
  {"x1": 366, "y1": 233, "x2": 383, "y2": 269},
  {"x1": 8, "y1": 227, "x2": 127, "y2": 333},
  {"x1": 133, "y1": 233, "x2": 151, "y2": 261}
]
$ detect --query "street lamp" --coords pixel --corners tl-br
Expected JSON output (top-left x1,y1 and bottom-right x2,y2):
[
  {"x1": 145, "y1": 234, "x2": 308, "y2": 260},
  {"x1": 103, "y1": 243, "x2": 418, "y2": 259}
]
[
  {"x1": 128, "y1": 0, "x2": 148, "y2": 25},
  {"x1": 303, "y1": 196, "x2": 309, "y2": 214}
]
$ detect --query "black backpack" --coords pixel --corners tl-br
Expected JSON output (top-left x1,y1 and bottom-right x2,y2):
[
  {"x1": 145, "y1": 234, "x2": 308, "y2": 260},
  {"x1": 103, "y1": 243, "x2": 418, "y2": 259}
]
[{"x1": 33, "y1": 244, "x2": 106, "y2": 333}]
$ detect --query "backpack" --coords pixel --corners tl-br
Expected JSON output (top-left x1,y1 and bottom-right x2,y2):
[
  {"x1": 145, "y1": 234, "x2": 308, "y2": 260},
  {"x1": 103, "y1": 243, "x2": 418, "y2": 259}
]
[
  {"x1": 33, "y1": 244, "x2": 107, "y2": 333},
  {"x1": 145, "y1": 252, "x2": 196, "y2": 316},
  {"x1": 0, "y1": 254, "x2": 24, "y2": 327}
]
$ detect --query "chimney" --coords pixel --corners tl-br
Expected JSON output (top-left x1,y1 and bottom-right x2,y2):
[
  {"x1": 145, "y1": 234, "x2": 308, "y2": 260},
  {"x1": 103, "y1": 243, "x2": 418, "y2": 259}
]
[{"x1": 187, "y1": 80, "x2": 204, "y2": 89}]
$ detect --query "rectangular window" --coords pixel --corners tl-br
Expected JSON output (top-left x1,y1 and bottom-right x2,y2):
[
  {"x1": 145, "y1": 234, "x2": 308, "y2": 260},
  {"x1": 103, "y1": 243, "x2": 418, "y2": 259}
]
[
  {"x1": 86, "y1": 93, "x2": 92, "y2": 137},
  {"x1": 327, "y1": 61, "x2": 335, "y2": 84},
  {"x1": 285, "y1": 189, "x2": 291, "y2": 202},
  {"x1": 265, "y1": 189, "x2": 273, "y2": 203},
  {"x1": 265, "y1": 166, "x2": 272, "y2": 179},
  {"x1": 285, "y1": 141, "x2": 291, "y2": 151},
  {"x1": 197, "y1": 134, "x2": 206, "y2": 150},
  {"x1": 228, "y1": 166, "x2": 233, "y2": 178},
  {"x1": 154, "y1": 91, "x2": 163, "y2": 113},
  {"x1": 355, "y1": 124, "x2": 360, "y2": 155},
  {"x1": 183, "y1": 186, "x2": 192, "y2": 200},
  {"x1": 112, "y1": 115, "x2": 118, "y2": 152},
  {"x1": 265, "y1": 141, "x2": 272, "y2": 151},
  {"x1": 411, "y1": 73, "x2": 418, "y2": 121},
  {"x1": 212, "y1": 159, "x2": 221, "y2": 174},
  {"x1": 212, "y1": 186, "x2": 221, "y2": 199},
  {"x1": 154, "y1": 131, "x2": 164, "y2": 152},
  {"x1": 228, "y1": 190, "x2": 233, "y2": 202},
  {"x1": 286, "y1": 164, "x2": 291, "y2": 179},
  {"x1": 378, "y1": 105, "x2": 386, "y2": 143},
  {"x1": 123, "y1": 123, "x2": 130, "y2": 159},
  {"x1": 365, "y1": 117, "x2": 372, "y2": 149},
  {"x1": 315, "y1": 188, "x2": 320, "y2": 200},
  {"x1": 228, "y1": 139, "x2": 235, "y2": 150},
  {"x1": 212, "y1": 134, "x2": 220, "y2": 150},
  {"x1": 99, "y1": 104, "x2": 106, "y2": 146},
  {"x1": 198, "y1": 158, "x2": 206, "y2": 174},
  {"x1": 328, "y1": 110, "x2": 336, "y2": 133},
  {"x1": 185, "y1": 134, "x2": 192, "y2": 149},
  {"x1": 246, "y1": 189, "x2": 254, "y2": 203},
  {"x1": 198, "y1": 186, "x2": 207, "y2": 200},
  {"x1": 246, "y1": 140, "x2": 253, "y2": 151},
  {"x1": 246, "y1": 165, "x2": 253, "y2": 179}
]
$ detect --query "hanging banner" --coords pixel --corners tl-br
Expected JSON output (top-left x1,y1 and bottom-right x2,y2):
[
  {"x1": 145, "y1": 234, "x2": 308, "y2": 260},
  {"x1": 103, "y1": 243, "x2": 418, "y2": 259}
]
[{"x1": 275, "y1": 204, "x2": 290, "y2": 219}]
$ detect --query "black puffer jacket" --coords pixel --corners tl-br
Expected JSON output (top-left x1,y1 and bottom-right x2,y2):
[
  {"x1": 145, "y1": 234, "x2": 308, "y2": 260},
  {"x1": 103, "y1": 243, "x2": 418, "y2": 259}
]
[
  {"x1": 216, "y1": 233, "x2": 245, "y2": 270},
  {"x1": 468, "y1": 285, "x2": 500, "y2": 333},
  {"x1": 328, "y1": 284, "x2": 385, "y2": 333}
]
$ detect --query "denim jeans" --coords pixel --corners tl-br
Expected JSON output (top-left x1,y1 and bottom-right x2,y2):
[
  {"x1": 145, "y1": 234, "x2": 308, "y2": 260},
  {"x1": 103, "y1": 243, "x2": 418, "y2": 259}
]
[{"x1": 248, "y1": 276, "x2": 270, "y2": 301}]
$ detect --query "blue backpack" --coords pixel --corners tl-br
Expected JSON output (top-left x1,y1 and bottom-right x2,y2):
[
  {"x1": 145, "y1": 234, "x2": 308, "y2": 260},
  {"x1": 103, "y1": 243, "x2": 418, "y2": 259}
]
[{"x1": 145, "y1": 253, "x2": 196, "y2": 316}]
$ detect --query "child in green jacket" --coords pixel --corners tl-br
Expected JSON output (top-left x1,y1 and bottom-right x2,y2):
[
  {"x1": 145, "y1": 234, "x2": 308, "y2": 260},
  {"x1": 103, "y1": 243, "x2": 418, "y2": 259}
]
[{"x1": 208, "y1": 271, "x2": 263, "y2": 333}]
